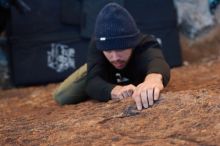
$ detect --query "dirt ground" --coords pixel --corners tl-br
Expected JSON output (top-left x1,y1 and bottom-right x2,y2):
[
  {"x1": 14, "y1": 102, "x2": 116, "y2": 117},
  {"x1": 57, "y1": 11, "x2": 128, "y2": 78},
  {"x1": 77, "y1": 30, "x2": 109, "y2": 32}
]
[{"x1": 1, "y1": 26, "x2": 220, "y2": 146}]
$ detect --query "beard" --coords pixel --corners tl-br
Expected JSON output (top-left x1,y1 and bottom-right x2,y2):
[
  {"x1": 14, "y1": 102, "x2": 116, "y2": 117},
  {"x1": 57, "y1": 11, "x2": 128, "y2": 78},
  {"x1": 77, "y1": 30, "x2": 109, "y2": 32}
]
[{"x1": 110, "y1": 60, "x2": 126, "y2": 69}]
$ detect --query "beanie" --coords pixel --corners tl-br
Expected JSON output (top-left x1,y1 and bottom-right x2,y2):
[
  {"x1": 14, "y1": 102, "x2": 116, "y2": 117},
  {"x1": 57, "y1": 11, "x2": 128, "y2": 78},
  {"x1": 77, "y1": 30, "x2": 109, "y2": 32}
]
[{"x1": 95, "y1": 3, "x2": 141, "y2": 51}]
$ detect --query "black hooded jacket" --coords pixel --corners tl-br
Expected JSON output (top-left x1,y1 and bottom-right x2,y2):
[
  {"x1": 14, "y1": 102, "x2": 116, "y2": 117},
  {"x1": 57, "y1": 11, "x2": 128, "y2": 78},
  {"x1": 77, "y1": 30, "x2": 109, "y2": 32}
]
[{"x1": 86, "y1": 34, "x2": 170, "y2": 101}]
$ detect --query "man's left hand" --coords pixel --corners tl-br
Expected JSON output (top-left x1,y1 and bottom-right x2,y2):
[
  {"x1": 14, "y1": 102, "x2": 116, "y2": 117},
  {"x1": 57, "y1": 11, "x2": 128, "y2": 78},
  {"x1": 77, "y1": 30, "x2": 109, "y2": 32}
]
[{"x1": 132, "y1": 73, "x2": 164, "y2": 110}]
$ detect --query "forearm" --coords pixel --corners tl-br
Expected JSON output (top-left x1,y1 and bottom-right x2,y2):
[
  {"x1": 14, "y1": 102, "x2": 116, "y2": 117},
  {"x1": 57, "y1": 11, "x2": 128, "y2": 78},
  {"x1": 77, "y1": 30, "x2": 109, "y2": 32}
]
[
  {"x1": 138, "y1": 45, "x2": 170, "y2": 87},
  {"x1": 146, "y1": 58, "x2": 170, "y2": 87},
  {"x1": 86, "y1": 76, "x2": 116, "y2": 102}
]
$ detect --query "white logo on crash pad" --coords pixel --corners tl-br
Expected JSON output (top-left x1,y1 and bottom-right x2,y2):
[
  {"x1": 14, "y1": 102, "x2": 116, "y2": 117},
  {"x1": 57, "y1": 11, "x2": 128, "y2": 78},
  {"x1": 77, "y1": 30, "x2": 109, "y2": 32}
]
[{"x1": 47, "y1": 43, "x2": 76, "y2": 72}]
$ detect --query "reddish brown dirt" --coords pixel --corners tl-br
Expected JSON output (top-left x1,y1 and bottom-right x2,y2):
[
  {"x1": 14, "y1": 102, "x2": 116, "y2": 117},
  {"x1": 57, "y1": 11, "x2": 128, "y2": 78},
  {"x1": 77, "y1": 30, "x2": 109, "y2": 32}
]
[{"x1": 1, "y1": 26, "x2": 220, "y2": 146}]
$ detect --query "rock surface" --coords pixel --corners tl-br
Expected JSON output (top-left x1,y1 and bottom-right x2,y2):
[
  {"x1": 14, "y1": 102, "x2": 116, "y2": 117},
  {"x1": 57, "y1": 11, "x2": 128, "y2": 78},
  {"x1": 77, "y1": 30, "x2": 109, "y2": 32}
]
[
  {"x1": 1, "y1": 25, "x2": 220, "y2": 146},
  {"x1": 0, "y1": 57, "x2": 220, "y2": 145}
]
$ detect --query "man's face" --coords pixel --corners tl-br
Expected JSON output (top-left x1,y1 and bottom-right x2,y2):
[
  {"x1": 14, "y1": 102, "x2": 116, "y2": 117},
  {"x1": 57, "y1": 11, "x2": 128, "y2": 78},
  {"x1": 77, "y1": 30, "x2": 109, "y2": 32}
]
[{"x1": 103, "y1": 48, "x2": 133, "y2": 70}]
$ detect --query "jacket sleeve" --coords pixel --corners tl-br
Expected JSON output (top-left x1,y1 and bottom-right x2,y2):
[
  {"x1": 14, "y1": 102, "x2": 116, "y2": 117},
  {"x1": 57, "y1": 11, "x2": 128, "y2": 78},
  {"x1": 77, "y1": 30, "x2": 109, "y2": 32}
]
[
  {"x1": 85, "y1": 40, "x2": 116, "y2": 101},
  {"x1": 137, "y1": 35, "x2": 171, "y2": 86}
]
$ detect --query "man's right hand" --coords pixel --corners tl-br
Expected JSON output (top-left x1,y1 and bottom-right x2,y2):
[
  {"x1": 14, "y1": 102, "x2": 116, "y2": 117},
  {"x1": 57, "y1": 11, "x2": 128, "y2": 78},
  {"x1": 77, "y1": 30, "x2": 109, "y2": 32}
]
[{"x1": 111, "y1": 84, "x2": 136, "y2": 100}]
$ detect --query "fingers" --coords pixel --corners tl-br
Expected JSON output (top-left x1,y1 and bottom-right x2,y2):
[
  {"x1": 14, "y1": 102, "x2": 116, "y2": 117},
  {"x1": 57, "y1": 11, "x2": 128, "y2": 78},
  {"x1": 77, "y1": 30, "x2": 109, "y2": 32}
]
[
  {"x1": 121, "y1": 85, "x2": 135, "y2": 98},
  {"x1": 122, "y1": 89, "x2": 134, "y2": 98},
  {"x1": 118, "y1": 94, "x2": 124, "y2": 100},
  {"x1": 111, "y1": 84, "x2": 136, "y2": 100},
  {"x1": 128, "y1": 89, "x2": 133, "y2": 97},
  {"x1": 122, "y1": 91, "x2": 129, "y2": 98},
  {"x1": 133, "y1": 95, "x2": 142, "y2": 110},
  {"x1": 141, "y1": 91, "x2": 148, "y2": 108},
  {"x1": 147, "y1": 88, "x2": 154, "y2": 106},
  {"x1": 154, "y1": 87, "x2": 160, "y2": 101},
  {"x1": 132, "y1": 86, "x2": 162, "y2": 110}
]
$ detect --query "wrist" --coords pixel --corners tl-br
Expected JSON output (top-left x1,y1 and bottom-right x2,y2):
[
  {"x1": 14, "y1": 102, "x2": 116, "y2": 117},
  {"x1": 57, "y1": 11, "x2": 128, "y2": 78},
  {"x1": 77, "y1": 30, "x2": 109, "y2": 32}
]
[{"x1": 145, "y1": 73, "x2": 162, "y2": 81}]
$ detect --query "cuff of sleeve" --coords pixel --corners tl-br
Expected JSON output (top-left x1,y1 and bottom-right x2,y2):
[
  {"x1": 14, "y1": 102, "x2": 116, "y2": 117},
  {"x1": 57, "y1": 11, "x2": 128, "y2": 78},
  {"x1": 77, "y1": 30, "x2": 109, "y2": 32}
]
[{"x1": 99, "y1": 84, "x2": 116, "y2": 102}]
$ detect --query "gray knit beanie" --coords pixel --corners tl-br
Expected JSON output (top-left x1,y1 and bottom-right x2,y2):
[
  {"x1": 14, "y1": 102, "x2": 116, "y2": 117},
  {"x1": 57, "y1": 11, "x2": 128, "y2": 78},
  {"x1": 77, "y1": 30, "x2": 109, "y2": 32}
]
[{"x1": 95, "y1": 3, "x2": 141, "y2": 51}]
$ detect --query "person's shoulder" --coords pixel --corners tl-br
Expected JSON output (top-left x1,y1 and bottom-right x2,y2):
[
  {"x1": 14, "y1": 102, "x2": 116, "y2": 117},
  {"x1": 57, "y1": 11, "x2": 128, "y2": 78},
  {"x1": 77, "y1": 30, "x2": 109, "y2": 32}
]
[
  {"x1": 88, "y1": 36, "x2": 101, "y2": 55},
  {"x1": 135, "y1": 34, "x2": 161, "y2": 52},
  {"x1": 137, "y1": 34, "x2": 159, "y2": 47}
]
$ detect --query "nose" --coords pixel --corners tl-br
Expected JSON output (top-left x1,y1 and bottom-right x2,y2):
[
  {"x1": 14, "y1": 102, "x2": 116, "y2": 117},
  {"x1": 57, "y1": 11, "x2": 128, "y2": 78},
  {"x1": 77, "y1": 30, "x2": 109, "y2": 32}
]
[{"x1": 110, "y1": 51, "x2": 120, "y2": 61}]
